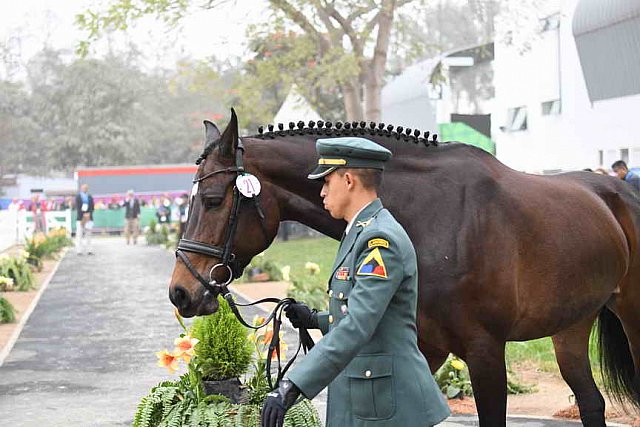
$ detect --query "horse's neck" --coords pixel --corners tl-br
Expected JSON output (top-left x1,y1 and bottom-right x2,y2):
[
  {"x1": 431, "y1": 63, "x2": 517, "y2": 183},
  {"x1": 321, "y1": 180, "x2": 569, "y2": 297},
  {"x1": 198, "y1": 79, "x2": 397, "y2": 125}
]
[{"x1": 245, "y1": 137, "x2": 344, "y2": 240}]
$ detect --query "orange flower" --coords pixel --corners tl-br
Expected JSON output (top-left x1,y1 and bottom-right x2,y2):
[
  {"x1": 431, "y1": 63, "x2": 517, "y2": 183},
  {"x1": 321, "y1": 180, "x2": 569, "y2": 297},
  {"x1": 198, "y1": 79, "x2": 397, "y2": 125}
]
[
  {"x1": 156, "y1": 349, "x2": 180, "y2": 373},
  {"x1": 174, "y1": 335, "x2": 199, "y2": 362},
  {"x1": 261, "y1": 328, "x2": 274, "y2": 345}
]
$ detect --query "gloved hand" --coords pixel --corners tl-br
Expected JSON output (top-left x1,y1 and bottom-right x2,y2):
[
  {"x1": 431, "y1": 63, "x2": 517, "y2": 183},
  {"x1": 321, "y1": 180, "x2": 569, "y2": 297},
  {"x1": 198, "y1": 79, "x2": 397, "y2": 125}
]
[
  {"x1": 284, "y1": 302, "x2": 319, "y2": 329},
  {"x1": 261, "y1": 379, "x2": 301, "y2": 427}
]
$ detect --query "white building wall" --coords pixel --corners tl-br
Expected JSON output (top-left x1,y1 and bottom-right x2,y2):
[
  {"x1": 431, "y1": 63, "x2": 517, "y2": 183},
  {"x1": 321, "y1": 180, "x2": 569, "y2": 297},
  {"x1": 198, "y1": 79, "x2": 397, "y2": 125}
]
[{"x1": 494, "y1": 0, "x2": 640, "y2": 173}]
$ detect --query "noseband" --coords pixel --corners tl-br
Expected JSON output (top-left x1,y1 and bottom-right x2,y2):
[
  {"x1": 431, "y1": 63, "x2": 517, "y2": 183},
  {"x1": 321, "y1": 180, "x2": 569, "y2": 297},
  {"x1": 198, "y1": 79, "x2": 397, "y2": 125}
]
[{"x1": 175, "y1": 138, "x2": 268, "y2": 295}]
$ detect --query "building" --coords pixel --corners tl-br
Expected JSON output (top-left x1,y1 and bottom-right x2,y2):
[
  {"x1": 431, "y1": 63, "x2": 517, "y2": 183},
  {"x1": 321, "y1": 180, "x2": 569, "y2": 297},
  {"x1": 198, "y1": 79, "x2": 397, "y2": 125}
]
[{"x1": 493, "y1": 0, "x2": 640, "y2": 173}]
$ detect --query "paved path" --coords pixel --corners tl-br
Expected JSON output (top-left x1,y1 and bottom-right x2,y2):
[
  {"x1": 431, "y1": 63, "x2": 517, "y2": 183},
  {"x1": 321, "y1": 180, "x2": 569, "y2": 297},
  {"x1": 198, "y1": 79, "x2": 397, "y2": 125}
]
[{"x1": 0, "y1": 238, "x2": 606, "y2": 426}]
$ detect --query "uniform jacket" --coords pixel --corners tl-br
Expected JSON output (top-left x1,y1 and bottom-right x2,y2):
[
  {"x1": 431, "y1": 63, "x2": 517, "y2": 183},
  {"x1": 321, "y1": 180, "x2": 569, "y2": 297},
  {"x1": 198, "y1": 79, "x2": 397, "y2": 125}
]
[
  {"x1": 288, "y1": 199, "x2": 450, "y2": 426},
  {"x1": 75, "y1": 193, "x2": 94, "y2": 221},
  {"x1": 124, "y1": 198, "x2": 141, "y2": 219}
]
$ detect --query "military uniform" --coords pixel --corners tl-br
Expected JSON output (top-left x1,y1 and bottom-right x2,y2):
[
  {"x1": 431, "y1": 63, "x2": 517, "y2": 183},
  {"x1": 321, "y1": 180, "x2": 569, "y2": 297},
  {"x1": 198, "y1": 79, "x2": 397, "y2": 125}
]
[{"x1": 287, "y1": 138, "x2": 450, "y2": 426}]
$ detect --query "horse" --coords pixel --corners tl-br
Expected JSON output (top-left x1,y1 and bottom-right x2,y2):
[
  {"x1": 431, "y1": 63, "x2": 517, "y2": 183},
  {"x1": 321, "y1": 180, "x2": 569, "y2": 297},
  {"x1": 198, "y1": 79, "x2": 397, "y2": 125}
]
[{"x1": 169, "y1": 110, "x2": 640, "y2": 426}]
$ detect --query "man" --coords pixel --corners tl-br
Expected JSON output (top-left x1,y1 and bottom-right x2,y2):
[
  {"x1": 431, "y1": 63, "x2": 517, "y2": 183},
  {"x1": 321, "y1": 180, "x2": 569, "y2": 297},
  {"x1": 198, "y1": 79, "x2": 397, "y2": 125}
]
[
  {"x1": 612, "y1": 160, "x2": 640, "y2": 193},
  {"x1": 177, "y1": 193, "x2": 189, "y2": 239},
  {"x1": 29, "y1": 194, "x2": 47, "y2": 234},
  {"x1": 261, "y1": 137, "x2": 450, "y2": 427},
  {"x1": 123, "y1": 189, "x2": 141, "y2": 245},
  {"x1": 75, "y1": 184, "x2": 95, "y2": 255}
]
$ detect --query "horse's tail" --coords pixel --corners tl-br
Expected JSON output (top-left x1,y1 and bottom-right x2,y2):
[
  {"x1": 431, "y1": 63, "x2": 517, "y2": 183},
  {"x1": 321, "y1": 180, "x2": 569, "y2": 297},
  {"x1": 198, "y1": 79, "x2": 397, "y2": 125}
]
[{"x1": 597, "y1": 306, "x2": 640, "y2": 409}]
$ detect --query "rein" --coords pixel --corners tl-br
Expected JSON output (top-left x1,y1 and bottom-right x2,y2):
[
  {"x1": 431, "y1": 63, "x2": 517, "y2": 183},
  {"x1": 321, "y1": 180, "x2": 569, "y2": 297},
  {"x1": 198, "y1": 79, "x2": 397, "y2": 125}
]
[{"x1": 175, "y1": 138, "x2": 314, "y2": 389}]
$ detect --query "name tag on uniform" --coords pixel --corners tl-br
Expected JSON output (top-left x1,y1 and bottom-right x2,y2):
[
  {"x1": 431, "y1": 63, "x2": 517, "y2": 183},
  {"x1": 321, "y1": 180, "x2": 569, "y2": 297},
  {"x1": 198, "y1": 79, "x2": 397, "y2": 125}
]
[
  {"x1": 81, "y1": 203, "x2": 89, "y2": 212},
  {"x1": 335, "y1": 267, "x2": 350, "y2": 281}
]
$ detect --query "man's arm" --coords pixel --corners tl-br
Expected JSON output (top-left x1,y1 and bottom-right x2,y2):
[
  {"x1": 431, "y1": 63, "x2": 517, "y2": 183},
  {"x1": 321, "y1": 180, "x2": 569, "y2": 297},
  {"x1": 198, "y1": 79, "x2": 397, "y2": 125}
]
[{"x1": 288, "y1": 234, "x2": 404, "y2": 398}]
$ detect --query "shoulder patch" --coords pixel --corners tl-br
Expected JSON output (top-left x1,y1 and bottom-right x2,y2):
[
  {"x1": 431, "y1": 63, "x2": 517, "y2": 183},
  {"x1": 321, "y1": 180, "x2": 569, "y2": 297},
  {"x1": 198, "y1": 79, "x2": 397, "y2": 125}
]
[
  {"x1": 356, "y1": 247, "x2": 388, "y2": 279},
  {"x1": 367, "y1": 238, "x2": 389, "y2": 249}
]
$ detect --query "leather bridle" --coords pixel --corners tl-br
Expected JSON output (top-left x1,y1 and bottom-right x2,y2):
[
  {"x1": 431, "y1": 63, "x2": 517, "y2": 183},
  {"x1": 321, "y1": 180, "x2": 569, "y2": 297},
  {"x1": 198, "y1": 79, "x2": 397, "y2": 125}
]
[{"x1": 173, "y1": 138, "x2": 315, "y2": 389}]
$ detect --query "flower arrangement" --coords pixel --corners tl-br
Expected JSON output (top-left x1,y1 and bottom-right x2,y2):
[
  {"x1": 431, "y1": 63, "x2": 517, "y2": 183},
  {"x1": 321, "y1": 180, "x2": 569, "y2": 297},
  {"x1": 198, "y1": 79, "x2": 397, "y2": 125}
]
[
  {"x1": 244, "y1": 254, "x2": 283, "y2": 282},
  {"x1": 0, "y1": 254, "x2": 35, "y2": 291},
  {"x1": 134, "y1": 304, "x2": 322, "y2": 427},
  {"x1": 0, "y1": 276, "x2": 15, "y2": 292},
  {"x1": 434, "y1": 355, "x2": 474, "y2": 399},
  {"x1": 24, "y1": 228, "x2": 72, "y2": 270}
]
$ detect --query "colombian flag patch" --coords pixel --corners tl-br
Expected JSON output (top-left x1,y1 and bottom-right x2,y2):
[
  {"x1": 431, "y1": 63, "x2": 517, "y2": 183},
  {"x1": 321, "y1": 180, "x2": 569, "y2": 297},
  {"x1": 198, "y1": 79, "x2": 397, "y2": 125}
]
[{"x1": 356, "y1": 248, "x2": 388, "y2": 279}]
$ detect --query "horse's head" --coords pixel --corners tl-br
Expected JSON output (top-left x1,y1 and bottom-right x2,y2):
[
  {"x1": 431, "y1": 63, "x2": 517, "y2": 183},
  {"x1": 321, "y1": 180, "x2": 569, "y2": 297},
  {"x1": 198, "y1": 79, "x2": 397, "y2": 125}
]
[{"x1": 169, "y1": 110, "x2": 281, "y2": 317}]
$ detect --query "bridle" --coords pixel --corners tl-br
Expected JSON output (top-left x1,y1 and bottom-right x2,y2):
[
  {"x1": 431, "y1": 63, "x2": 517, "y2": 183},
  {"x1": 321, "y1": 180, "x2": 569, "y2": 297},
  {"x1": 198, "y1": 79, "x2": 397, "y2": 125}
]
[{"x1": 174, "y1": 137, "x2": 314, "y2": 389}]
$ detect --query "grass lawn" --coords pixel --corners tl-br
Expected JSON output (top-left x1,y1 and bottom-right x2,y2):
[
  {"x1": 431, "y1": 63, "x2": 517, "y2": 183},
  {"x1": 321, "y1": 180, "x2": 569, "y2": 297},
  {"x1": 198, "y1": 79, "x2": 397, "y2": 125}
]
[{"x1": 260, "y1": 237, "x2": 601, "y2": 374}]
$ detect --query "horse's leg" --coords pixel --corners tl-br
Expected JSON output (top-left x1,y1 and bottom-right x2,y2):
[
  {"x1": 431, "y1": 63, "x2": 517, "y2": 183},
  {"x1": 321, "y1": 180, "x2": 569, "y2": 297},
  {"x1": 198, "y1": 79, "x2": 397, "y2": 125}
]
[
  {"x1": 464, "y1": 335, "x2": 507, "y2": 427},
  {"x1": 552, "y1": 315, "x2": 606, "y2": 427}
]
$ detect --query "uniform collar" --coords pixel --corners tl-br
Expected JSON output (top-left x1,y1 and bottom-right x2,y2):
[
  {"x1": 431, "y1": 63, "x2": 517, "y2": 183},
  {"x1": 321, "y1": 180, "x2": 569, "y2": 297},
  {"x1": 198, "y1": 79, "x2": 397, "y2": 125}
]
[{"x1": 344, "y1": 200, "x2": 374, "y2": 235}]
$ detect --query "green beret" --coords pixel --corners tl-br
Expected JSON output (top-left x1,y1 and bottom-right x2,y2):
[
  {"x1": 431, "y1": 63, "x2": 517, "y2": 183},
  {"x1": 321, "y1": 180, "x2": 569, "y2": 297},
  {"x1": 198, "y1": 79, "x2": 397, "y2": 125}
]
[{"x1": 307, "y1": 137, "x2": 392, "y2": 180}]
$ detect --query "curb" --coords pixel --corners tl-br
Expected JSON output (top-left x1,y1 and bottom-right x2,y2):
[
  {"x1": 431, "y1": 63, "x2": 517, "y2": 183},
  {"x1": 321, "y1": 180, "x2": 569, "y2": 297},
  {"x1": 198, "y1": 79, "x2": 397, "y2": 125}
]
[{"x1": 0, "y1": 249, "x2": 67, "y2": 367}]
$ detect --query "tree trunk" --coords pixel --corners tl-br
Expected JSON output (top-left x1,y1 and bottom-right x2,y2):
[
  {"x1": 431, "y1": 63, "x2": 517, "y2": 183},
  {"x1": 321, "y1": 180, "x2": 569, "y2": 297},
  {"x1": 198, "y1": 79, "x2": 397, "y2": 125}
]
[
  {"x1": 342, "y1": 79, "x2": 364, "y2": 121},
  {"x1": 364, "y1": 0, "x2": 396, "y2": 122}
]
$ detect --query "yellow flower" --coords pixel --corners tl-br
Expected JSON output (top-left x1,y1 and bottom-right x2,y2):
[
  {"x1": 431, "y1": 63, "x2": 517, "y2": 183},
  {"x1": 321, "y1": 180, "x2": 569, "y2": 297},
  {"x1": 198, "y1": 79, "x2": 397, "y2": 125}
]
[
  {"x1": 253, "y1": 315, "x2": 266, "y2": 327},
  {"x1": 173, "y1": 335, "x2": 199, "y2": 362},
  {"x1": 304, "y1": 262, "x2": 320, "y2": 274},
  {"x1": 156, "y1": 349, "x2": 181, "y2": 373},
  {"x1": 451, "y1": 359, "x2": 465, "y2": 371},
  {"x1": 281, "y1": 265, "x2": 291, "y2": 282}
]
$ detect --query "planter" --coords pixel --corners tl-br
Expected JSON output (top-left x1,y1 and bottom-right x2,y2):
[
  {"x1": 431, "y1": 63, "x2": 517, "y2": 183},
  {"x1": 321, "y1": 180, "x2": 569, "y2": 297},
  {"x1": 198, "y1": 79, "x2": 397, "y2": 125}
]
[{"x1": 202, "y1": 377, "x2": 249, "y2": 404}]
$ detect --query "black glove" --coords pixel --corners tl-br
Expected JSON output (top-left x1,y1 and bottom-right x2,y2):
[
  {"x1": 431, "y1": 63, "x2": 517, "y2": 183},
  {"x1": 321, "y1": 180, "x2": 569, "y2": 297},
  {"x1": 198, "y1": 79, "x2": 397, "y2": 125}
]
[
  {"x1": 261, "y1": 379, "x2": 301, "y2": 427},
  {"x1": 284, "y1": 302, "x2": 319, "y2": 329}
]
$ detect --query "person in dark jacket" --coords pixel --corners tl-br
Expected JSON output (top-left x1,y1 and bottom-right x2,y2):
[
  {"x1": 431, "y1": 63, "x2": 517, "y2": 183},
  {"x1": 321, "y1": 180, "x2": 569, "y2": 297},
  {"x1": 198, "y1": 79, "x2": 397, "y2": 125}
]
[
  {"x1": 123, "y1": 189, "x2": 141, "y2": 245},
  {"x1": 612, "y1": 160, "x2": 640, "y2": 194},
  {"x1": 75, "y1": 184, "x2": 95, "y2": 255}
]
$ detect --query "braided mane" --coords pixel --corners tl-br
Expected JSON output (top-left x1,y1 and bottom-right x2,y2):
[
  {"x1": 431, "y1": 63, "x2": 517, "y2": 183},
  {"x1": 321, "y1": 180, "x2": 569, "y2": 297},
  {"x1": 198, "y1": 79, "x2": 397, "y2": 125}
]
[{"x1": 197, "y1": 120, "x2": 440, "y2": 164}]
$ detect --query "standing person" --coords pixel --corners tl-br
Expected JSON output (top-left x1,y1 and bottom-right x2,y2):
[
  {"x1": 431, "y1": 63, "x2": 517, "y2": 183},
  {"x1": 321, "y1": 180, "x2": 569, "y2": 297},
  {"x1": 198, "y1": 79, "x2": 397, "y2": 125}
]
[
  {"x1": 178, "y1": 193, "x2": 189, "y2": 239},
  {"x1": 75, "y1": 184, "x2": 95, "y2": 255},
  {"x1": 261, "y1": 137, "x2": 450, "y2": 427},
  {"x1": 29, "y1": 194, "x2": 47, "y2": 234},
  {"x1": 612, "y1": 160, "x2": 640, "y2": 193},
  {"x1": 156, "y1": 195, "x2": 172, "y2": 225},
  {"x1": 123, "y1": 189, "x2": 141, "y2": 245}
]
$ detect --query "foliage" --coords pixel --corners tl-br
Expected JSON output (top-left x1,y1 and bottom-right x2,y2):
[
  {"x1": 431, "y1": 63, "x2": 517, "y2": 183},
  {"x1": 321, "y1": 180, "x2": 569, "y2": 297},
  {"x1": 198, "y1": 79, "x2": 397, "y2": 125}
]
[
  {"x1": 0, "y1": 276, "x2": 14, "y2": 292},
  {"x1": 146, "y1": 220, "x2": 170, "y2": 246},
  {"x1": 434, "y1": 355, "x2": 474, "y2": 399},
  {"x1": 0, "y1": 297, "x2": 16, "y2": 323},
  {"x1": 133, "y1": 374, "x2": 320, "y2": 427},
  {"x1": 287, "y1": 263, "x2": 328, "y2": 311},
  {"x1": 0, "y1": 253, "x2": 35, "y2": 291},
  {"x1": 191, "y1": 297, "x2": 253, "y2": 381},
  {"x1": 24, "y1": 229, "x2": 72, "y2": 271},
  {"x1": 243, "y1": 254, "x2": 283, "y2": 282}
]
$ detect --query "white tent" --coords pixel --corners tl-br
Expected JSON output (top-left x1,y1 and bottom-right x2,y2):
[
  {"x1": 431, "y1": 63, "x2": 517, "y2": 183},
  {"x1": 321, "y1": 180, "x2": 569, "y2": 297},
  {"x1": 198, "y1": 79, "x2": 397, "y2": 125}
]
[{"x1": 273, "y1": 85, "x2": 322, "y2": 125}]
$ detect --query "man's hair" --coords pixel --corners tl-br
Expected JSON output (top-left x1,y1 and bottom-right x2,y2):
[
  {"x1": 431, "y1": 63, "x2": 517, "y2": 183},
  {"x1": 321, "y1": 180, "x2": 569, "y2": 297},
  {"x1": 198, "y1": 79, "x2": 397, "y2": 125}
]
[
  {"x1": 612, "y1": 160, "x2": 628, "y2": 170},
  {"x1": 337, "y1": 168, "x2": 383, "y2": 191}
]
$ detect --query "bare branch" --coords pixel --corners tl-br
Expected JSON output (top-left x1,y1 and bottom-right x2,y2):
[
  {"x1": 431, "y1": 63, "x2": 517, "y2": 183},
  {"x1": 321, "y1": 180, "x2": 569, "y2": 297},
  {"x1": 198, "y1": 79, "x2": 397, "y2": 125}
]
[
  {"x1": 324, "y1": 3, "x2": 363, "y2": 55},
  {"x1": 269, "y1": 0, "x2": 330, "y2": 51}
]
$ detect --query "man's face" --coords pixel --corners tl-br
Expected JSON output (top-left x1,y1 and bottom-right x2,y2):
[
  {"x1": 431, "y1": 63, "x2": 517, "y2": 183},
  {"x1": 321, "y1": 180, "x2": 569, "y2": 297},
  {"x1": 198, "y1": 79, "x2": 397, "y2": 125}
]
[
  {"x1": 81, "y1": 184, "x2": 89, "y2": 193},
  {"x1": 320, "y1": 171, "x2": 351, "y2": 220},
  {"x1": 613, "y1": 167, "x2": 627, "y2": 180}
]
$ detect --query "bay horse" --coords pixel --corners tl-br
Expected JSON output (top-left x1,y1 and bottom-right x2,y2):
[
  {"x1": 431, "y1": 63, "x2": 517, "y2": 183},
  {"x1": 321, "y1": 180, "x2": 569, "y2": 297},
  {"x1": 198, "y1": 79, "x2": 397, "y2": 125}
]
[{"x1": 169, "y1": 110, "x2": 640, "y2": 426}]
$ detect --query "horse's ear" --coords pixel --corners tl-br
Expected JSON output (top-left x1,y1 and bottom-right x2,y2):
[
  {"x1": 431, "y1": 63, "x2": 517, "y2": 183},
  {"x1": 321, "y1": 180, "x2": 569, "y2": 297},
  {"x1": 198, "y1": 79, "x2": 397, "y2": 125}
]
[
  {"x1": 218, "y1": 108, "x2": 239, "y2": 159},
  {"x1": 203, "y1": 120, "x2": 221, "y2": 148}
]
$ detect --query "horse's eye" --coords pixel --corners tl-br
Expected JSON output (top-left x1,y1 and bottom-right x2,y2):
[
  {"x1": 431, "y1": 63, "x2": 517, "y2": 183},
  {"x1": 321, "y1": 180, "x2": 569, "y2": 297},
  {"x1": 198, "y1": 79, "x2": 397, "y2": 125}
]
[{"x1": 202, "y1": 196, "x2": 223, "y2": 209}]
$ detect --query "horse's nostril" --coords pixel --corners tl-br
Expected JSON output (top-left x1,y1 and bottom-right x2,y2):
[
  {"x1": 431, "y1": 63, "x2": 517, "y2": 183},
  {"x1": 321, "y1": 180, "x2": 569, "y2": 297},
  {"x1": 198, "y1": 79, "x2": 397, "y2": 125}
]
[{"x1": 170, "y1": 286, "x2": 190, "y2": 310}]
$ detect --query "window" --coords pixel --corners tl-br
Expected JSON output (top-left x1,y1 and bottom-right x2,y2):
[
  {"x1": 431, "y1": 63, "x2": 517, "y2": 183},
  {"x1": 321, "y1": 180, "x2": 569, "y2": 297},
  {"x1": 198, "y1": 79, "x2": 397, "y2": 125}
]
[
  {"x1": 598, "y1": 150, "x2": 603, "y2": 166},
  {"x1": 542, "y1": 99, "x2": 561, "y2": 115},
  {"x1": 621, "y1": 148, "x2": 629, "y2": 164},
  {"x1": 505, "y1": 106, "x2": 527, "y2": 132}
]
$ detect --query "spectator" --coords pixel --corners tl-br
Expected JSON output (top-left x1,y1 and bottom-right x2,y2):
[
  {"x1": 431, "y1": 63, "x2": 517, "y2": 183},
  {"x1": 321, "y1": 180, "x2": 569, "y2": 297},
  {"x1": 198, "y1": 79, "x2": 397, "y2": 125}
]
[
  {"x1": 108, "y1": 196, "x2": 121, "y2": 210},
  {"x1": 178, "y1": 193, "x2": 189, "y2": 238},
  {"x1": 8, "y1": 198, "x2": 24, "y2": 212},
  {"x1": 123, "y1": 190, "x2": 141, "y2": 245},
  {"x1": 75, "y1": 184, "x2": 95, "y2": 255},
  {"x1": 156, "y1": 195, "x2": 172, "y2": 224},
  {"x1": 611, "y1": 160, "x2": 640, "y2": 193},
  {"x1": 29, "y1": 194, "x2": 47, "y2": 233}
]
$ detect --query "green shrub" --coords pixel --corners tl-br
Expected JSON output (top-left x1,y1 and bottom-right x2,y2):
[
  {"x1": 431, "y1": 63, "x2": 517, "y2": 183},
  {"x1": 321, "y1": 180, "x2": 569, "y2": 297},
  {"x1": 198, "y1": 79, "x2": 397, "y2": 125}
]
[
  {"x1": 146, "y1": 222, "x2": 170, "y2": 246},
  {"x1": 243, "y1": 255, "x2": 283, "y2": 281},
  {"x1": 0, "y1": 297, "x2": 16, "y2": 323},
  {"x1": 0, "y1": 255, "x2": 35, "y2": 291},
  {"x1": 191, "y1": 297, "x2": 252, "y2": 381}
]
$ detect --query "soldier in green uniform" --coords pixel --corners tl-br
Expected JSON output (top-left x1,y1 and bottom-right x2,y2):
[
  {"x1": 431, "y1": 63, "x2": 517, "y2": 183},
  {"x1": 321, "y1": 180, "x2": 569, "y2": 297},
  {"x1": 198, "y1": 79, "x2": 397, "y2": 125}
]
[{"x1": 261, "y1": 137, "x2": 450, "y2": 427}]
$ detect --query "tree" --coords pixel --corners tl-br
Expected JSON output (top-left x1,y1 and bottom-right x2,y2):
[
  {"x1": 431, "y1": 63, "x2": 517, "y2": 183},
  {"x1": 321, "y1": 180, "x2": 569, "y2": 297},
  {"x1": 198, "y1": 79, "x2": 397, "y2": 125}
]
[{"x1": 77, "y1": 0, "x2": 420, "y2": 122}]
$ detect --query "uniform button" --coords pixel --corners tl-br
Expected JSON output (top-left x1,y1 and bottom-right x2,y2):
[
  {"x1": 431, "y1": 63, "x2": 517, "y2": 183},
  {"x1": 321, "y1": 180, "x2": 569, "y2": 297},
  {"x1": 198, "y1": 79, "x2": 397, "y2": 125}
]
[
  {"x1": 328, "y1": 315, "x2": 333, "y2": 324},
  {"x1": 365, "y1": 370, "x2": 372, "y2": 378},
  {"x1": 338, "y1": 292, "x2": 344, "y2": 299},
  {"x1": 341, "y1": 305, "x2": 348, "y2": 314},
  {"x1": 328, "y1": 290, "x2": 333, "y2": 297}
]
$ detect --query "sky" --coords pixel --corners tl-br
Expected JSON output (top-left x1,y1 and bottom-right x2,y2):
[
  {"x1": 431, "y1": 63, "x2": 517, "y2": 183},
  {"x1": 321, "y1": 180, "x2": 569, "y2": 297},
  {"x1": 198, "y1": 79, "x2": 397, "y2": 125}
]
[{"x1": 0, "y1": 0, "x2": 267, "y2": 78}]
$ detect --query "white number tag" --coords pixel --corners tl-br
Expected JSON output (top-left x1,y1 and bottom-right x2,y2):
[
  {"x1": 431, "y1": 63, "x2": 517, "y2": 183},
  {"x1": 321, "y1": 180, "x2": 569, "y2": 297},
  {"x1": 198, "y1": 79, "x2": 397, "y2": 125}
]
[{"x1": 236, "y1": 174, "x2": 261, "y2": 198}]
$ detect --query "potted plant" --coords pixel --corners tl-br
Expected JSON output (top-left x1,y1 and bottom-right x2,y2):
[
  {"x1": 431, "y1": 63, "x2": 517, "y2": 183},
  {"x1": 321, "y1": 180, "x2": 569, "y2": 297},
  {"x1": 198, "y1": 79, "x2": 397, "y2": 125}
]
[{"x1": 133, "y1": 301, "x2": 322, "y2": 427}]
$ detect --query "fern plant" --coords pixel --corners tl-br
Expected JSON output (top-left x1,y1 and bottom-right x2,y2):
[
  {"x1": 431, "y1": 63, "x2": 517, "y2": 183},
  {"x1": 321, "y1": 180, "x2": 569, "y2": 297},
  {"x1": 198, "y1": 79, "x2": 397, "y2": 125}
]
[
  {"x1": 191, "y1": 297, "x2": 252, "y2": 381},
  {"x1": 0, "y1": 297, "x2": 16, "y2": 323}
]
